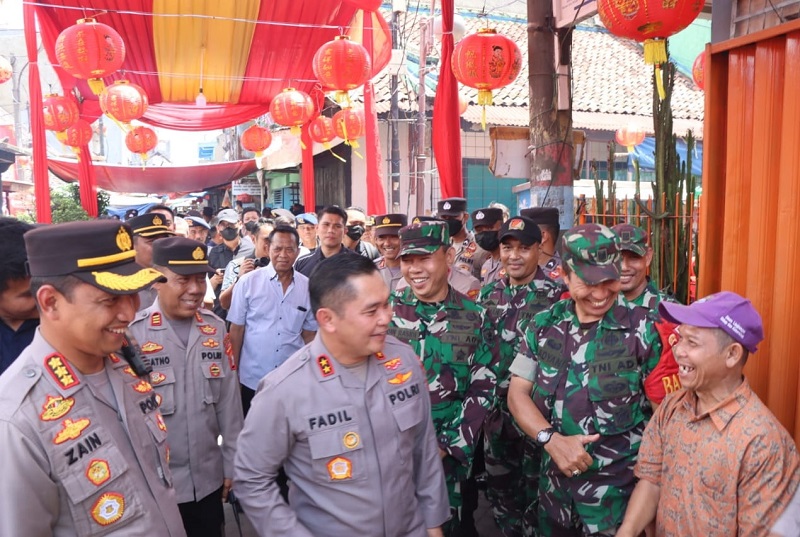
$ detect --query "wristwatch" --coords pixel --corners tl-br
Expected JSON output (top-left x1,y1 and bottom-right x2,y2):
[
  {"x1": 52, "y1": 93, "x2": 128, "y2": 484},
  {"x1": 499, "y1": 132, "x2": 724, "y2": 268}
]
[{"x1": 535, "y1": 427, "x2": 556, "y2": 446}]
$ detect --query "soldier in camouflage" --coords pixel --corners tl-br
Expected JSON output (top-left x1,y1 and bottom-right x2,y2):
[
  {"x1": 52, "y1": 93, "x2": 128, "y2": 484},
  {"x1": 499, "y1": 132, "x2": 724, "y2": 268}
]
[
  {"x1": 437, "y1": 197, "x2": 489, "y2": 279},
  {"x1": 478, "y1": 216, "x2": 565, "y2": 537},
  {"x1": 507, "y1": 223, "x2": 663, "y2": 536},
  {"x1": 388, "y1": 220, "x2": 498, "y2": 537},
  {"x1": 611, "y1": 223, "x2": 671, "y2": 309}
]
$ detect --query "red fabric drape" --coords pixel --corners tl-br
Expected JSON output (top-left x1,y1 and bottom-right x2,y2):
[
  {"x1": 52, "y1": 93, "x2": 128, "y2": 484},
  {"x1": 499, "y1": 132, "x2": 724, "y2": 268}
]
[
  {"x1": 432, "y1": 0, "x2": 463, "y2": 198},
  {"x1": 363, "y1": 12, "x2": 387, "y2": 215},
  {"x1": 77, "y1": 146, "x2": 98, "y2": 217},
  {"x1": 301, "y1": 125, "x2": 315, "y2": 211},
  {"x1": 25, "y1": 3, "x2": 51, "y2": 223}
]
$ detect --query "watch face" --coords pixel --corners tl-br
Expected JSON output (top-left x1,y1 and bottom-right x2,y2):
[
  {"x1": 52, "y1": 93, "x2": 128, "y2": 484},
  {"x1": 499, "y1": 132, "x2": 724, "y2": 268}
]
[{"x1": 536, "y1": 429, "x2": 553, "y2": 445}]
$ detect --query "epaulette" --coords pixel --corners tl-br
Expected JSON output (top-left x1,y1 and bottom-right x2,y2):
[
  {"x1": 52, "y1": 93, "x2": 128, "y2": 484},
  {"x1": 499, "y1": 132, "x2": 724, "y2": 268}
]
[{"x1": 258, "y1": 345, "x2": 312, "y2": 390}]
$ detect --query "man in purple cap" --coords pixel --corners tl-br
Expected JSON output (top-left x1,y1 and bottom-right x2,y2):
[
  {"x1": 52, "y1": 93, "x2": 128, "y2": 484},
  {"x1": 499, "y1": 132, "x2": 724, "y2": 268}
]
[{"x1": 618, "y1": 291, "x2": 800, "y2": 537}]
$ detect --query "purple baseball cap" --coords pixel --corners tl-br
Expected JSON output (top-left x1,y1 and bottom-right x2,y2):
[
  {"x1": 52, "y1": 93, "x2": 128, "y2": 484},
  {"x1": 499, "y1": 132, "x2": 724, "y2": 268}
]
[{"x1": 659, "y1": 291, "x2": 764, "y2": 353}]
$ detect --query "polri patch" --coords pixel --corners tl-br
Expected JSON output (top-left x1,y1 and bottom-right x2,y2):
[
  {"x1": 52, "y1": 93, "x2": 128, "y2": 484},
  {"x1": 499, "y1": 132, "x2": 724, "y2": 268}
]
[
  {"x1": 317, "y1": 355, "x2": 334, "y2": 377},
  {"x1": 44, "y1": 354, "x2": 79, "y2": 390},
  {"x1": 327, "y1": 457, "x2": 352, "y2": 480},
  {"x1": 91, "y1": 492, "x2": 125, "y2": 526},
  {"x1": 40, "y1": 395, "x2": 75, "y2": 421},
  {"x1": 54, "y1": 418, "x2": 90, "y2": 445},
  {"x1": 86, "y1": 459, "x2": 111, "y2": 486}
]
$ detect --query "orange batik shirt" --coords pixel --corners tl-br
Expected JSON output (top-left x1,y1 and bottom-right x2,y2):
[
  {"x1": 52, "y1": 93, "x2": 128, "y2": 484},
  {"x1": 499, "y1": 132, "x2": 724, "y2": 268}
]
[{"x1": 635, "y1": 379, "x2": 800, "y2": 537}]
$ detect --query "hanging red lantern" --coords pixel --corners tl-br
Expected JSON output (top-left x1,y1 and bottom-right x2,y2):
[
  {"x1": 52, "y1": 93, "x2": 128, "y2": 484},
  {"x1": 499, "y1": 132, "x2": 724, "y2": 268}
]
[
  {"x1": 309, "y1": 116, "x2": 337, "y2": 146},
  {"x1": 100, "y1": 80, "x2": 149, "y2": 124},
  {"x1": 451, "y1": 28, "x2": 522, "y2": 129},
  {"x1": 342, "y1": 0, "x2": 382, "y2": 11},
  {"x1": 125, "y1": 126, "x2": 157, "y2": 161},
  {"x1": 0, "y1": 56, "x2": 12, "y2": 85},
  {"x1": 62, "y1": 119, "x2": 93, "y2": 148},
  {"x1": 270, "y1": 88, "x2": 315, "y2": 138},
  {"x1": 55, "y1": 18, "x2": 126, "y2": 95},
  {"x1": 597, "y1": 0, "x2": 703, "y2": 66},
  {"x1": 313, "y1": 36, "x2": 372, "y2": 107},
  {"x1": 615, "y1": 125, "x2": 646, "y2": 153},
  {"x1": 240, "y1": 125, "x2": 272, "y2": 158},
  {"x1": 333, "y1": 108, "x2": 365, "y2": 156},
  {"x1": 692, "y1": 51, "x2": 706, "y2": 90},
  {"x1": 43, "y1": 94, "x2": 80, "y2": 132}
]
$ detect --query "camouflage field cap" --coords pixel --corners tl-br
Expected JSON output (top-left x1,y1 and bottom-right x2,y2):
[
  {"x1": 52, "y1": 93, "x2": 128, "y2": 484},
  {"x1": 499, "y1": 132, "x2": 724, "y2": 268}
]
[
  {"x1": 399, "y1": 221, "x2": 450, "y2": 256},
  {"x1": 611, "y1": 223, "x2": 648, "y2": 256},
  {"x1": 561, "y1": 223, "x2": 621, "y2": 285}
]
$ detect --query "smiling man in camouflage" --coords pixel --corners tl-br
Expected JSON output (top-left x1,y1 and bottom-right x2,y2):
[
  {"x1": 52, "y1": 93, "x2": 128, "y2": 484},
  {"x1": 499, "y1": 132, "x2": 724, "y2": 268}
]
[
  {"x1": 507, "y1": 223, "x2": 663, "y2": 537},
  {"x1": 388, "y1": 220, "x2": 497, "y2": 537}
]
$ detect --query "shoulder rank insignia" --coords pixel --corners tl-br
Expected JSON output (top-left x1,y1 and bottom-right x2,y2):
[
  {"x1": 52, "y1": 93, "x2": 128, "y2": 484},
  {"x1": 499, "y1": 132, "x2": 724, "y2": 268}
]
[
  {"x1": 86, "y1": 459, "x2": 111, "y2": 486},
  {"x1": 91, "y1": 492, "x2": 125, "y2": 526},
  {"x1": 40, "y1": 395, "x2": 75, "y2": 421},
  {"x1": 327, "y1": 456, "x2": 352, "y2": 480},
  {"x1": 54, "y1": 418, "x2": 91, "y2": 445},
  {"x1": 317, "y1": 355, "x2": 334, "y2": 377},
  {"x1": 140, "y1": 341, "x2": 164, "y2": 354},
  {"x1": 209, "y1": 363, "x2": 221, "y2": 377},
  {"x1": 198, "y1": 324, "x2": 217, "y2": 336},
  {"x1": 44, "y1": 354, "x2": 80, "y2": 390},
  {"x1": 155, "y1": 413, "x2": 167, "y2": 432},
  {"x1": 150, "y1": 312, "x2": 162, "y2": 327},
  {"x1": 195, "y1": 311, "x2": 204, "y2": 323},
  {"x1": 202, "y1": 338, "x2": 219, "y2": 349},
  {"x1": 108, "y1": 353, "x2": 121, "y2": 364},
  {"x1": 132, "y1": 380, "x2": 153, "y2": 394},
  {"x1": 388, "y1": 371, "x2": 413, "y2": 385},
  {"x1": 149, "y1": 371, "x2": 167, "y2": 385},
  {"x1": 383, "y1": 358, "x2": 401, "y2": 371},
  {"x1": 375, "y1": 351, "x2": 385, "y2": 360}
]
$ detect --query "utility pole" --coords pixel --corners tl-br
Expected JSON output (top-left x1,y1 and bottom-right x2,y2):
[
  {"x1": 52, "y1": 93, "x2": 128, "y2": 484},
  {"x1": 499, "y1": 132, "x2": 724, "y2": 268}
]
[
  {"x1": 528, "y1": 0, "x2": 573, "y2": 227},
  {"x1": 415, "y1": 8, "x2": 433, "y2": 217},
  {"x1": 390, "y1": 9, "x2": 401, "y2": 213}
]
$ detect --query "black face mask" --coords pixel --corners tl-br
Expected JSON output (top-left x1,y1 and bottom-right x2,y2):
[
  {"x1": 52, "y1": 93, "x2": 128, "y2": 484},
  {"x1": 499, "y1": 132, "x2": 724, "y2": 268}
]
[
  {"x1": 346, "y1": 225, "x2": 365, "y2": 241},
  {"x1": 220, "y1": 227, "x2": 238, "y2": 241},
  {"x1": 475, "y1": 231, "x2": 500, "y2": 252},
  {"x1": 444, "y1": 218, "x2": 463, "y2": 237}
]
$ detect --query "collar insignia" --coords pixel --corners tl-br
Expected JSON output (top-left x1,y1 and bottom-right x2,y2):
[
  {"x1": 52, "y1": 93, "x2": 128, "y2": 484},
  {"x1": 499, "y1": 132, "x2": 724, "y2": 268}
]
[
  {"x1": 150, "y1": 313, "x2": 162, "y2": 327},
  {"x1": 317, "y1": 355, "x2": 334, "y2": 377},
  {"x1": 44, "y1": 354, "x2": 79, "y2": 390}
]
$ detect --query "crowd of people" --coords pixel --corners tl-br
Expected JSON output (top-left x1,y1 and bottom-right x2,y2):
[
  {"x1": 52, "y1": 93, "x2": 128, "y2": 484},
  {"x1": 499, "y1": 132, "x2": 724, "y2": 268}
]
[{"x1": 0, "y1": 197, "x2": 797, "y2": 537}]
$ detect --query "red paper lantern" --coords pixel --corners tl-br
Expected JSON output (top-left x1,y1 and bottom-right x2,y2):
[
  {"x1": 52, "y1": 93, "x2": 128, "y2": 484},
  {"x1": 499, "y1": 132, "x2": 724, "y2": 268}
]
[
  {"x1": 55, "y1": 18, "x2": 126, "y2": 94},
  {"x1": 313, "y1": 36, "x2": 371, "y2": 106},
  {"x1": 692, "y1": 51, "x2": 705, "y2": 90},
  {"x1": 342, "y1": 0, "x2": 382, "y2": 11},
  {"x1": 100, "y1": 80, "x2": 149, "y2": 124},
  {"x1": 309, "y1": 116, "x2": 337, "y2": 147},
  {"x1": 615, "y1": 125, "x2": 646, "y2": 153},
  {"x1": 241, "y1": 125, "x2": 272, "y2": 158},
  {"x1": 451, "y1": 28, "x2": 521, "y2": 128},
  {"x1": 43, "y1": 94, "x2": 80, "y2": 132},
  {"x1": 125, "y1": 126, "x2": 157, "y2": 160},
  {"x1": 597, "y1": 0, "x2": 703, "y2": 65},
  {"x1": 0, "y1": 56, "x2": 12, "y2": 85},
  {"x1": 270, "y1": 88, "x2": 315, "y2": 137},
  {"x1": 62, "y1": 119, "x2": 93, "y2": 148},
  {"x1": 333, "y1": 108, "x2": 365, "y2": 146}
]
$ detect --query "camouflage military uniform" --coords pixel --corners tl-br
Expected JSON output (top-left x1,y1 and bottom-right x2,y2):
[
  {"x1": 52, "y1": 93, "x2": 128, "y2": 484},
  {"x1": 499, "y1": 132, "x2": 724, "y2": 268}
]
[
  {"x1": 389, "y1": 286, "x2": 498, "y2": 533},
  {"x1": 478, "y1": 269, "x2": 565, "y2": 537},
  {"x1": 629, "y1": 278, "x2": 670, "y2": 310},
  {"x1": 453, "y1": 232, "x2": 489, "y2": 279},
  {"x1": 510, "y1": 296, "x2": 662, "y2": 536}
]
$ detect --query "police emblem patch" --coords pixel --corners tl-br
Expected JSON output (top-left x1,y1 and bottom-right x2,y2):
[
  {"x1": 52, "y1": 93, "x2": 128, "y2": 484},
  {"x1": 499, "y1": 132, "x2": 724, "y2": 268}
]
[
  {"x1": 140, "y1": 341, "x2": 164, "y2": 354},
  {"x1": 132, "y1": 380, "x2": 153, "y2": 394},
  {"x1": 387, "y1": 371, "x2": 413, "y2": 385},
  {"x1": 383, "y1": 358, "x2": 401, "y2": 371},
  {"x1": 509, "y1": 218, "x2": 525, "y2": 230},
  {"x1": 149, "y1": 371, "x2": 167, "y2": 385},
  {"x1": 327, "y1": 457, "x2": 352, "y2": 480},
  {"x1": 202, "y1": 338, "x2": 219, "y2": 349},
  {"x1": 152, "y1": 215, "x2": 163, "y2": 227},
  {"x1": 54, "y1": 418, "x2": 91, "y2": 445},
  {"x1": 44, "y1": 354, "x2": 80, "y2": 389},
  {"x1": 116, "y1": 227, "x2": 132, "y2": 252},
  {"x1": 209, "y1": 363, "x2": 221, "y2": 377},
  {"x1": 192, "y1": 247, "x2": 205, "y2": 260},
  {"x1": 91, "y1": 492, "x2": 125, "y2": 526},
  {"x1": 86, "y1": 459, "x2": 111, "y2": 486},
  {"x1": 150, "y1": 312, "x2": 162, "y2": 327},
  {"x1": 40, "y1": 395, "x2": 75, "y2": 421},
  {"x1": 343, "y1": 432, "x2": 360, "y2": 449},
  {"x1": 317, "y1": 355, "x2": 334, "y2": 377},
  {"x1": 198, "y1": 324, "x2": 217, "y2": 336}
]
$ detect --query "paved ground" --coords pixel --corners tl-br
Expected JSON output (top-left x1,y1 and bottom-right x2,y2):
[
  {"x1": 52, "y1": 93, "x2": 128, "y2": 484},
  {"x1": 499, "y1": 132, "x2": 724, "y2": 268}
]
[{"x1": 223, "y1": 492, "x2": 505, "y2": 536}]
